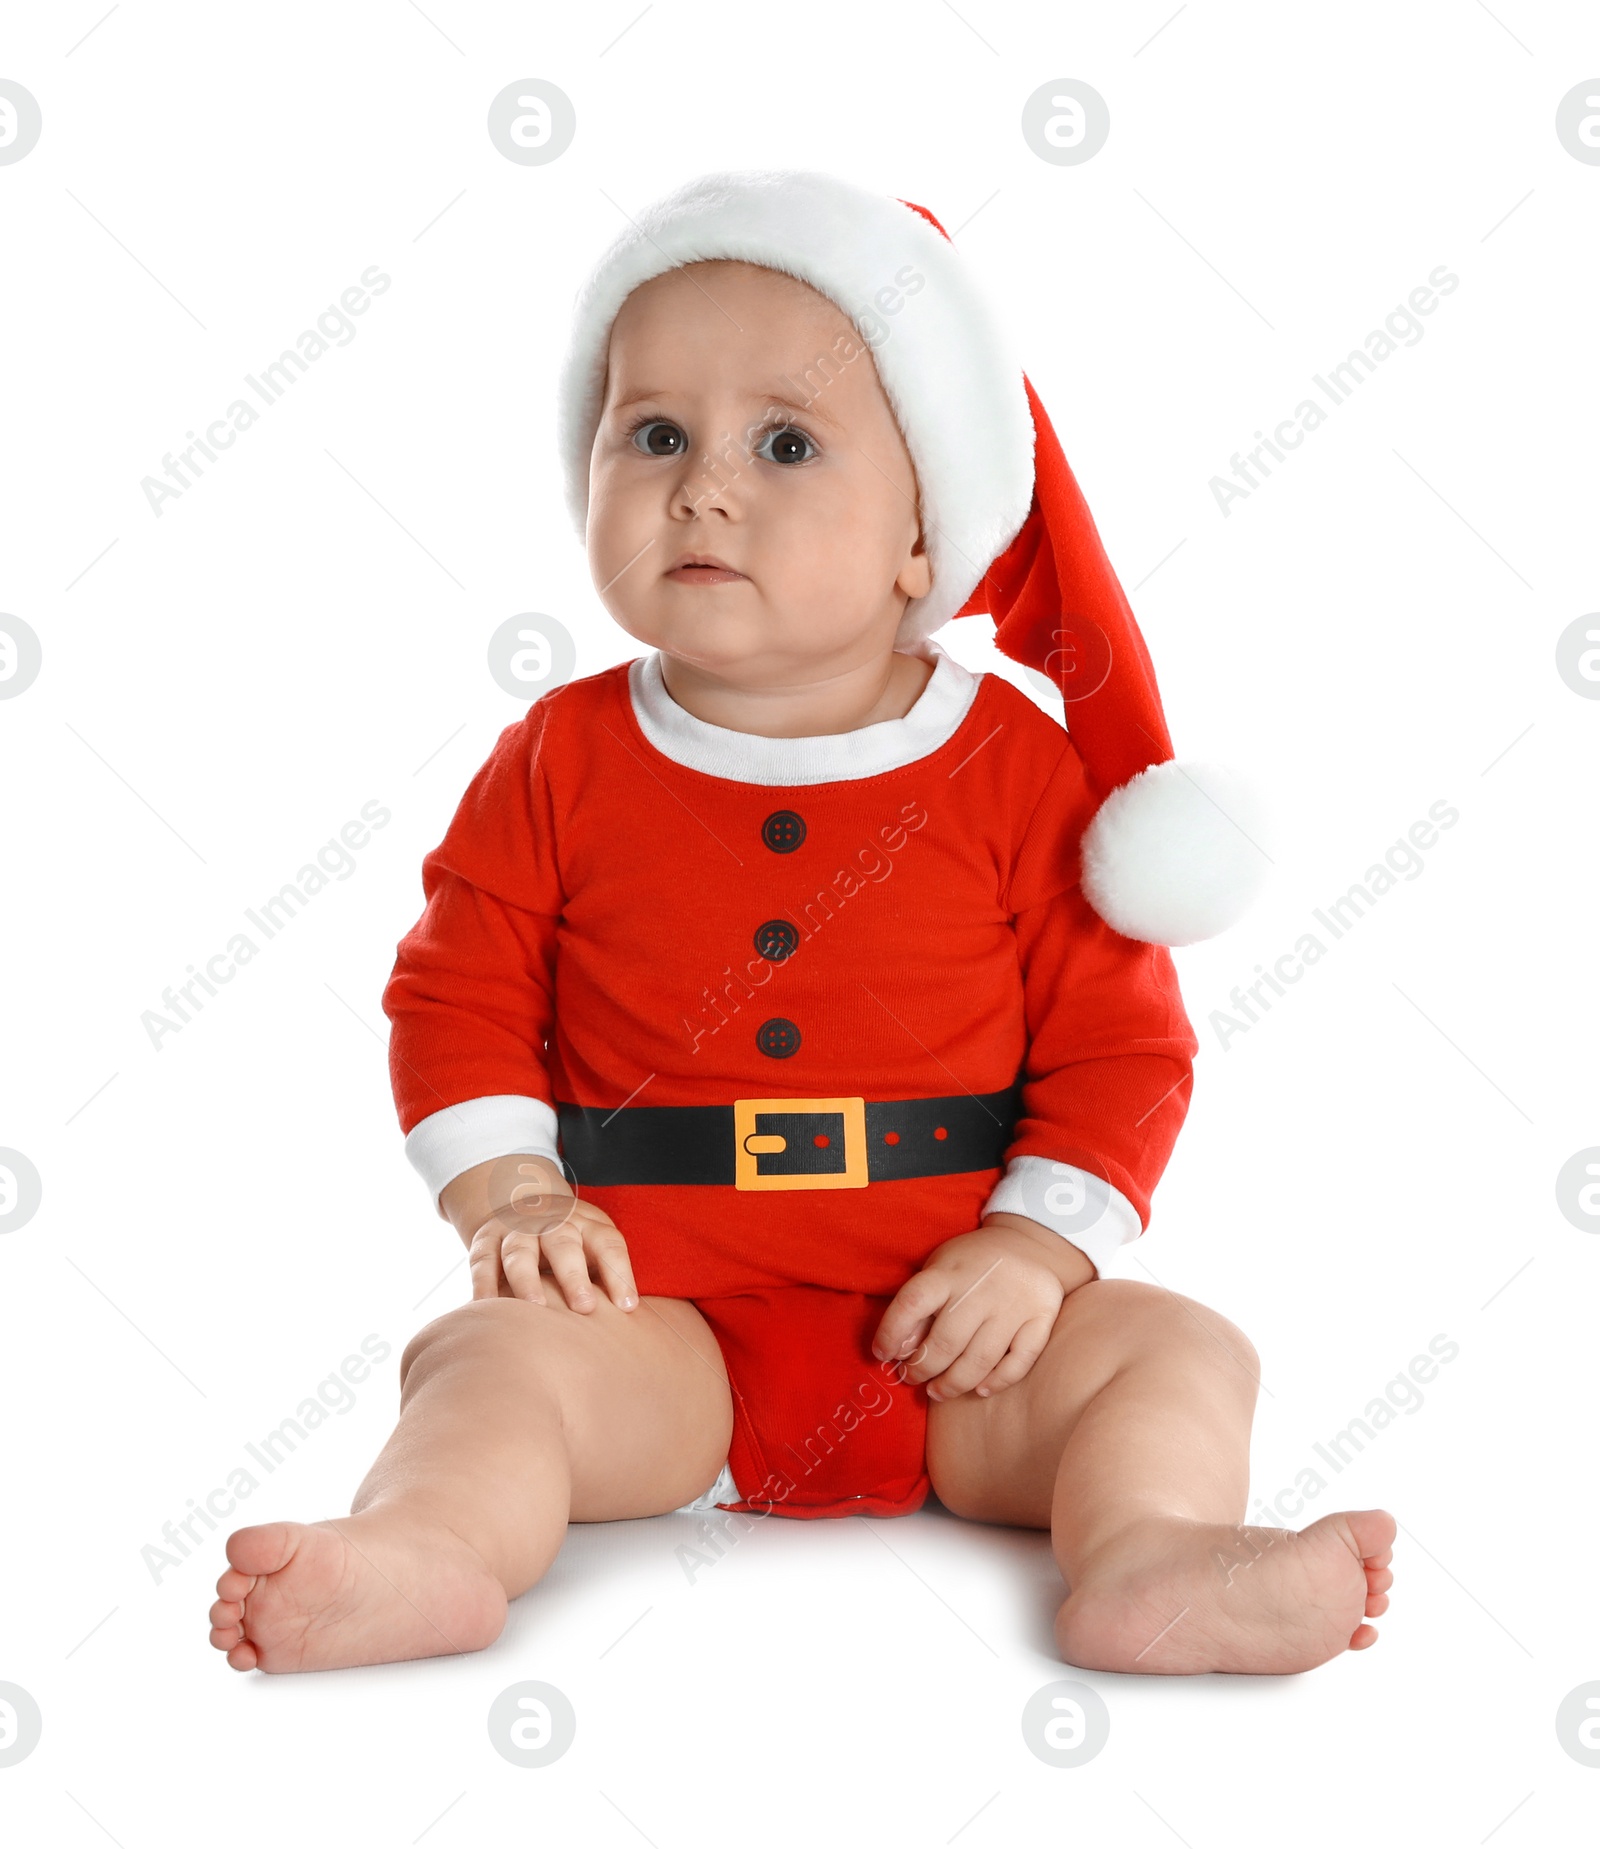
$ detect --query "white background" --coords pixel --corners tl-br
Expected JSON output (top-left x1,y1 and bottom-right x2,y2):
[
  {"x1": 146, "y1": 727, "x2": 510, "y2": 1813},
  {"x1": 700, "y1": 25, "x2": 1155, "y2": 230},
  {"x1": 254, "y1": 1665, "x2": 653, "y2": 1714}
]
[{"x1": 2, "y1": 0, "x2": 1597, "y2": 1841}]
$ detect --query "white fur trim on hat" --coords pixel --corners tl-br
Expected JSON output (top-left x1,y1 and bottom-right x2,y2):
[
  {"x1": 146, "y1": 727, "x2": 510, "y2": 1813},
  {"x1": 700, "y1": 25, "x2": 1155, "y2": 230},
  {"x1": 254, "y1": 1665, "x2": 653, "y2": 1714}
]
[
  {"x1": 554, "y1": 169, "x2": 1036, "y2": 648},
  {"x1": 1079, "y1": 761, "x2": 1272, "y2": 948}
]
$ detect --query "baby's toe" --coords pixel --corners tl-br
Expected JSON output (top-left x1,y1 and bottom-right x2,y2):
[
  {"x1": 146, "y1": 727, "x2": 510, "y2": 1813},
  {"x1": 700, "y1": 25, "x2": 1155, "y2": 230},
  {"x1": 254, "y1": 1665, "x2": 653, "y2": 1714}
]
[
  {"x1": 1342, "y1": 1509, "x2": 1396, "y2": 1561},
  {"x1": 215, "y1": 1567, "x2": 255, "y2": 1602},
  {"x1": 209, "y1": 1615, "x2": 245, "y2": 1654},
  {"x1": 1346, "y1": 1512, "x2": 1395, "y2": 1568},
  {"x1": 1365, "y1": 1589, "x2": 1390, "y2": 1617},
  {"x1": 225, "y1": 1521, "x2": 300, "y2": 1579},
  {"x1": 1366, "y1": 1564, "x2": 1394, "y2": 1594},
  {"x1": 1349, "y1": 1622, "x2": 1379, "y2": 1650}
]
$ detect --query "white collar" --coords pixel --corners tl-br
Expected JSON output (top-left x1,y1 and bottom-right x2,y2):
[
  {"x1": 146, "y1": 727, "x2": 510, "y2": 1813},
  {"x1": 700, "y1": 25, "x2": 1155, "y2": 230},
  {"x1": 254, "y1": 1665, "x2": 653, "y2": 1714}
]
[{"x1": 626, "y1": 639, "x2": 981, "y2": 785}]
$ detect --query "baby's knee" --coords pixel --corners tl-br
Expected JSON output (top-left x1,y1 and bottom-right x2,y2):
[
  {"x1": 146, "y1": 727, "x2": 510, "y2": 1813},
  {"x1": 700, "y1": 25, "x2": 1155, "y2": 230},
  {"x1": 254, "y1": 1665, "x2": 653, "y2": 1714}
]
[
  {"x1": 400, "y1": 1295, "x2": 543, "y2": 1381},
  {"x1": 1145, "y1": 1288, "x2": 1259, "y2": 1383},
  {"x1": 1189, "y1": 1303, "x2": 1259, "y2": 1382},
  {"x1": 1073, "y1": 1279, "x2": 1259, "y2": 1379}
]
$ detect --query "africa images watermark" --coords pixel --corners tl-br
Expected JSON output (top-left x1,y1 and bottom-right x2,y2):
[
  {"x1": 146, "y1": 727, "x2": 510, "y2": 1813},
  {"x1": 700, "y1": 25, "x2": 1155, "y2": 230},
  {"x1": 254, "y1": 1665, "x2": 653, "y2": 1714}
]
[
  {"x1": 139, "y1": 264, "x2": 392, "y2": 516},
  {"x1": 684, "y1": 798, "x2": 928, "y2": 1053},
  {"x1": 141, "y1": 798, "x2": 390, "y2": 1050},
  {"x1": 1209, "y1": 798, "x2": 1458, "y2": 1050},
  {"x1": 1216, "y1": 1331, "x2": 1459, "y2": 1583},
  {"x1": 1209, "y1": 264, "x2": 1460, "y2": 516},
  {"x1": 140, "y1": 1334, "x2": 393, "y2": 1584}
]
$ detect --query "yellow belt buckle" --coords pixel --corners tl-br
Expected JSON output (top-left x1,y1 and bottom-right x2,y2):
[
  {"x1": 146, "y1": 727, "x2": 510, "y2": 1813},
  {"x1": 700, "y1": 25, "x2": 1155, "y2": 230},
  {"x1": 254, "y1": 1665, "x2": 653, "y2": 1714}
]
[{"x1": 733, "y1": 1095, "x2": 868, "y2": 1190}]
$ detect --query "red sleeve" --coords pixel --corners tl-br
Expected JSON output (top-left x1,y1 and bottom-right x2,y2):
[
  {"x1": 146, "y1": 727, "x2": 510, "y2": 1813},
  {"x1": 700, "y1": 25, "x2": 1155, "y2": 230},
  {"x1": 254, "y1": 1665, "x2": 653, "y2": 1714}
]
[
  {"x1": 1001, "y1": 743, "x2": 1200, "y2": 1230},
  {"x1": 381, "y1": 704, "x2": 565, "y2": 1138}
]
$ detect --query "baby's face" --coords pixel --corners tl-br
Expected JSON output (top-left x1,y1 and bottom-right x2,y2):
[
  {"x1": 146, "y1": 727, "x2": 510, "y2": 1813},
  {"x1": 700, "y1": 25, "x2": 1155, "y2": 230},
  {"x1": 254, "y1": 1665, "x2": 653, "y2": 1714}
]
[{"x1": 586, "y1": 260, "x2": 931, "y2": 682}]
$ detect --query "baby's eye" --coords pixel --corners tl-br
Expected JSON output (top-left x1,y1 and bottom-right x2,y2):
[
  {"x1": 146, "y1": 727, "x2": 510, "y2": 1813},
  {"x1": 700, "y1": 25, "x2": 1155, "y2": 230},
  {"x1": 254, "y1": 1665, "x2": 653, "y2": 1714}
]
[
  {"x1": 629, "y1": 419, "x2": 688, "y2": 457},
  {"x1": 754, "y1": 424, "x2": 818, "y2": 466}
]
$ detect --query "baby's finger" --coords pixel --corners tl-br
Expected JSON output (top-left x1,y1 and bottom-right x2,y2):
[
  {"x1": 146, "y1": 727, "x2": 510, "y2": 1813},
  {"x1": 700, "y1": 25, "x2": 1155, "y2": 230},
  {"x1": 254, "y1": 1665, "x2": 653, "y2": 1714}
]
[
  {"x1": 924, "y1": 1317, "x2": 1016, "y2": 1402},
  {"x1": 971, "y1": 1315, "x2": 1056, "y2": 1397},
  {"x1": 588, "y1": 1230, "x2": 639, "y2": 1309},
  {"x1": 498, "y1": 1229, "x2": 550, "y2": 1305},
  {"x1": 536, "y1": 1223, "x2": 598, "y2": 1311},
  {"x1": 872, "y1": 1270, "x2": 949, "y2": 1363},
  {"x1": 468, "y1": 1223, "x2": 511, "y2": 1301},
  {"x1": 897, "y1": 1288, "x2": 993, "y2": 1387}
]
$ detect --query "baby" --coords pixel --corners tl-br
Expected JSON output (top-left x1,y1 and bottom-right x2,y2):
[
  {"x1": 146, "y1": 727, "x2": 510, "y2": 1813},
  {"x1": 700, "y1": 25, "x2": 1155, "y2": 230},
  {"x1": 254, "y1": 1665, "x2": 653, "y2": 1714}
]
[{"x1": 208, "y1": 170, "x2": 1395, "y2": 1677}]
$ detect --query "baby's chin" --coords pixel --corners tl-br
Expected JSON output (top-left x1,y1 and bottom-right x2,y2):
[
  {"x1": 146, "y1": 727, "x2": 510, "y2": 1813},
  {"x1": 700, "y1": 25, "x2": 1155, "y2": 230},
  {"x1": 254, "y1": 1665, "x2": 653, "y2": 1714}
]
[{"x1": 613, "y1": 597, "x2": 854, "y2": 674}]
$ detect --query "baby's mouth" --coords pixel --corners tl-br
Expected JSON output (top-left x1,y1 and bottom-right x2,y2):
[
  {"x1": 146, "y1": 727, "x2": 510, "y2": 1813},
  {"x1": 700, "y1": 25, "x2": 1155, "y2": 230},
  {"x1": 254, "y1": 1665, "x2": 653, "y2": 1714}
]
[
  {"x1": 666, "y1": 557, "x2": 747, "y2": 585},
  {"x1": 667, "y1": 566, "x2": 746, "y2": 585}
]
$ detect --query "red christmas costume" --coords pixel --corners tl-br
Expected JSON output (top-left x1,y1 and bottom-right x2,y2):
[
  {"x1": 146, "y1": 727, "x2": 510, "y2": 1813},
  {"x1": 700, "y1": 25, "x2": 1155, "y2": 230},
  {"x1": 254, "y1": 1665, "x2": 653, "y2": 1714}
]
[
  {"x1": 383, "y1": 166, "x2": 1265, "y2": 1521},
  {"x1": 382, "y1": 648, "x2": 1199, "y2": 1519}
]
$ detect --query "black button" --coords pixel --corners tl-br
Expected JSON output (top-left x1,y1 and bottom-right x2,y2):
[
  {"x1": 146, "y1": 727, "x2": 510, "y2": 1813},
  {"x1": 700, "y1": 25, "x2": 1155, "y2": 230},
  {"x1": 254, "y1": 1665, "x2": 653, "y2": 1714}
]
[
  {"x1": 761, "y1": 810, "x2": 806, "y2": 853},
  {"x1": 756, "y1": 1018, "x2": 801, "y2": 1058},
  {"x1": 754, "y1": 918, "x2": 800, "y2": 962}
]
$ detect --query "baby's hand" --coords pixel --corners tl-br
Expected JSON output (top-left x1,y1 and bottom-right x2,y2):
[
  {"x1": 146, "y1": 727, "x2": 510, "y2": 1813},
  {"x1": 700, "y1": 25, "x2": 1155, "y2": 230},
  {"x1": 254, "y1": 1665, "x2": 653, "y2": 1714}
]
[
  {"x1": 468, "y1": 1183, "x2": 639, "y2": 1312},
  {"x1": 872, "y1": 1219, "x2": 1091, "y2": 1401}
]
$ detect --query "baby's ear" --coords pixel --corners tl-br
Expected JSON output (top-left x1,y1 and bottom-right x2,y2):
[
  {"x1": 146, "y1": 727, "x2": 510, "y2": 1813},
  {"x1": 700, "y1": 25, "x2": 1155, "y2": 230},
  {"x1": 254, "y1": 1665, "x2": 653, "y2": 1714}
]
[{"x1": 898, "y1": 543, "x2": 934, "y2": 600}]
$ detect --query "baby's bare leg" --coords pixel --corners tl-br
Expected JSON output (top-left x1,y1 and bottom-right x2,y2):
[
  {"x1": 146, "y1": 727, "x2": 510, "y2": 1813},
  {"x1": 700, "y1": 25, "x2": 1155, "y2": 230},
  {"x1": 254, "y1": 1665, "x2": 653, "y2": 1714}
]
[
  {"x1": 208, "y1": 1294, "x2": 733, "y2": 1673},
  {"x1": 926, "y1": 1279, "x2": 1395, "y2": 1676}
]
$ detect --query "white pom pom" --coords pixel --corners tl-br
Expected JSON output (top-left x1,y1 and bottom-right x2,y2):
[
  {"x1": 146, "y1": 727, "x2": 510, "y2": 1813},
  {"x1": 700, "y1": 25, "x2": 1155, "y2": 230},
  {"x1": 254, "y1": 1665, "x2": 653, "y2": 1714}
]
[{"x1": 1079, "y1": 760, "x2": 1270, "y2": 947}]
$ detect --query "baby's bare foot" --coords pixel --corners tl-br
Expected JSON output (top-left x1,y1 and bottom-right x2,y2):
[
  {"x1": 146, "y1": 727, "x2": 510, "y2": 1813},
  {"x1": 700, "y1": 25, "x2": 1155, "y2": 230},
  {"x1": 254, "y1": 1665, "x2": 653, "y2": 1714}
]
[
  {"x1": 1054, "y1": 1508, "x2": 1395, "y2": 1676},
  {"x1": 208, "y1": 1508, "x2": 508, "y2": 1673}
]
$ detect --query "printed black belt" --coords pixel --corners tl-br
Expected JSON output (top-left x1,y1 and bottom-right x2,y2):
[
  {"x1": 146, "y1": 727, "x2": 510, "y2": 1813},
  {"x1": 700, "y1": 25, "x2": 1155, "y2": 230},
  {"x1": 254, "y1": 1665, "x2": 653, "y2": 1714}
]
[{"x1": 555, "y1": 1083, "x2": 1024, "y2": 1192}]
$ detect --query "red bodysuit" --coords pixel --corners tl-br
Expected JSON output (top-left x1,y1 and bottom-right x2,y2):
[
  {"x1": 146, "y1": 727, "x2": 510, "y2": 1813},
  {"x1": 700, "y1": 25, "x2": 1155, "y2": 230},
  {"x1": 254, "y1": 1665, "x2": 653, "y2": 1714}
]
[{"x1": 381, "y1": 642, "x2": 1198, "y2": 1519}]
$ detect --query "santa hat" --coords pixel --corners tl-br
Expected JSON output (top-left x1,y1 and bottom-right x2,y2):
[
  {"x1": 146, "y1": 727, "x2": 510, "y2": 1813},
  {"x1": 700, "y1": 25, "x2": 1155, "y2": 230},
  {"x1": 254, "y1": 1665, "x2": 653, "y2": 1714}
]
[{"x1": 555, "y1": 168, "x2": 1268, "y2": 946}]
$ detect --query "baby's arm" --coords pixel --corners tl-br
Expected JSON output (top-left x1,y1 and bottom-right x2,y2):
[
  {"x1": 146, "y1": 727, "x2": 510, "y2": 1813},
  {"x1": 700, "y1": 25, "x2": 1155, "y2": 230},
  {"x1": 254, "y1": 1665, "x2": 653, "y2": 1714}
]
[
  {"x1": 384, "y1": 706, "x2": 639, "y2": 1313},
  {"x1": 983, "y1": 740, "x2": 1200, "y2": 1276},
  {"x1": 875, "y1": 755, "x2": 1200, "y2": 1397}
]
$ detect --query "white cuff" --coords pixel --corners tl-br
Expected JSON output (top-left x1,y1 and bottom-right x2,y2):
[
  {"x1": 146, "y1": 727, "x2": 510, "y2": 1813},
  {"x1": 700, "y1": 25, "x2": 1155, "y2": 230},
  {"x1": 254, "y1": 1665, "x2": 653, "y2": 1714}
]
[
  {"x1": 403, "y1": 1095, "x2": 563, "y2": 1217},
  {"x1": 982, "y1": 1155, "x2": 1144, "y2": 1277}
]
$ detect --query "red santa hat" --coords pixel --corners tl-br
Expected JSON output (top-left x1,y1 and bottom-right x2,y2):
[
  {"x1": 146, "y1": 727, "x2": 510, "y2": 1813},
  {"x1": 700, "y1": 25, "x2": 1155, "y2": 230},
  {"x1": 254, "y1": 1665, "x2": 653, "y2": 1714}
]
[{"x1": 555, "y1": 168, "x2": 1268, "y2": 946}]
